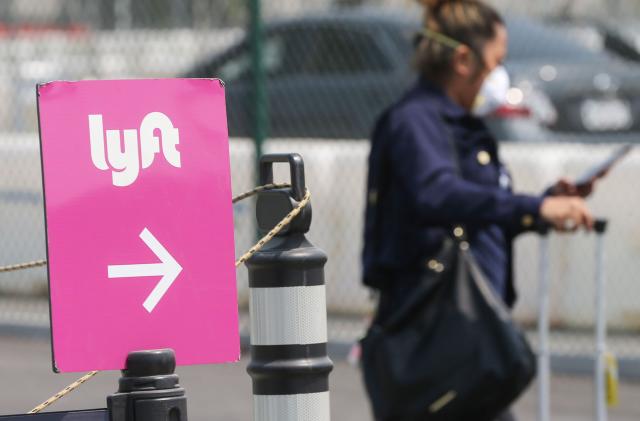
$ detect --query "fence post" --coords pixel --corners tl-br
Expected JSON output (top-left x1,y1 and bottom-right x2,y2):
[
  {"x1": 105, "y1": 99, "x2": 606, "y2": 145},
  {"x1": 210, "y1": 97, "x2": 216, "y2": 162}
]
[
  {"x1": 107, "y1": 349, "x2": 188, "y2": 421},
  {"x1": 246, "y1": 153, "x2": 333, "y2": 421},
  {"x1": 248, "y1": 0, "x2": 267, "y2": 185}
]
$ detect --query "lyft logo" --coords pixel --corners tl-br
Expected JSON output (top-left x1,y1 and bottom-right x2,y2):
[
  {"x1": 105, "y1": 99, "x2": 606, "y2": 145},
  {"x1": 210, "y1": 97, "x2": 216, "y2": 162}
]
[{"x1": 89, "y1": 112, "x2": 181, "y2": 187}]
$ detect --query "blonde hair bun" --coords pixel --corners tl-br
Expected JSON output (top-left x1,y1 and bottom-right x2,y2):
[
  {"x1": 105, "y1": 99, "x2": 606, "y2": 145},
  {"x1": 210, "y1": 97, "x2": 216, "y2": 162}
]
[{"x1": 419, "y1": 0, "x2": 477, "y2": 11}]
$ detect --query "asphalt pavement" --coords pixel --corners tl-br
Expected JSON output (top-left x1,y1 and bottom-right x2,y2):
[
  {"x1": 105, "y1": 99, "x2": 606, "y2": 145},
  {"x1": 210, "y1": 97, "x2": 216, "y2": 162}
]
[{"x1": 1, "y1": 334, "x2": 639, "y2": 420}]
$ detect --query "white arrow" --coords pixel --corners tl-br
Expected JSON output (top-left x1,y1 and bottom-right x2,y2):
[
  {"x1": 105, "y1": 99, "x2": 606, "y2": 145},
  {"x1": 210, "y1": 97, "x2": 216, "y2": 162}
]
[{"x1": 108, "y1": 227, "x2": 183, "y2": 313}]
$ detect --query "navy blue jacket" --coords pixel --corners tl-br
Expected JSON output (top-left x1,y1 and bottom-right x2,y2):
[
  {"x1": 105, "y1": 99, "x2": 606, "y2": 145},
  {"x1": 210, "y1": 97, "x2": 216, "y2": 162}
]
[{"x1": 363, "y1": 79, "x2": 543, "y2": 307}]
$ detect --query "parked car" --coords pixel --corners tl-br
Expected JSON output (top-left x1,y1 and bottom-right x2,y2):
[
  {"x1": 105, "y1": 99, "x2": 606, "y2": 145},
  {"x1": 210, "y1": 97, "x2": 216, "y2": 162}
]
[
  {"x1": 186, "y1": 8, "x2": 640, "y2": 143},
  {"x1": 186, "y1": 9, "x2": 413, "y2": 139},
  {"x1": 602, "y1": 22, "x2": 640, "y2": 63},
  {"x1": 497, "y1": 16, "x2": 640, "y2": 143},
  {"x1": 546, "y1": 17, "x2": 640, "y2": 64}
]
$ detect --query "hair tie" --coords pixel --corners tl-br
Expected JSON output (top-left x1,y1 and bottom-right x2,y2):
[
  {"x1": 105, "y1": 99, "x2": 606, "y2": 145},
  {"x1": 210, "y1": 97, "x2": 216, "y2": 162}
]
[{"x1": 420, "y1": 27, "x2": 463, "y2": 50}]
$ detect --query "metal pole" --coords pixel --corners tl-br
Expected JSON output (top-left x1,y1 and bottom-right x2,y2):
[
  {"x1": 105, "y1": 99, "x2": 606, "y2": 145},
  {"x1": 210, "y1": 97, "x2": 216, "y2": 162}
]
[
  {"x1": 594, "y1": 220, "x2": 608, "y2": 421},
  {"x1": 246, "y1": 154, "x2": 333, "y2": 421},
  {"x1": 108, "y1": 349, "x2": 188, "y2": 421},
  {"x1": 248, "y1": 0, "x2": 267, "y2": 186},
  {"x1": 537, "y1": 225, "x2": 551, "y2": 421},
  {"x1": 114, "y1": 0, "x2": 132, "y2": 30}
]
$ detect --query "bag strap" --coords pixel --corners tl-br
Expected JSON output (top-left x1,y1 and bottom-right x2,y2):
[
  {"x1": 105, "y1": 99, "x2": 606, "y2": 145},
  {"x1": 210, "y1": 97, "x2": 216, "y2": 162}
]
[
  {"x1": 437, "y1": 114, "x2": 469, "y2": 241},
  {"x1": 376, "y1": 236, "x2": 457, "y2": 332}
]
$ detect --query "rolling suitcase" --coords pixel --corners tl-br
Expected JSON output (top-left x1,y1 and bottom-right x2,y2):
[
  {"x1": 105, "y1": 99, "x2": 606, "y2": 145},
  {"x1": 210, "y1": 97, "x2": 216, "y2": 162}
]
[{"x1": 536, "y1": 219, "x2": 616, "y2": 421}]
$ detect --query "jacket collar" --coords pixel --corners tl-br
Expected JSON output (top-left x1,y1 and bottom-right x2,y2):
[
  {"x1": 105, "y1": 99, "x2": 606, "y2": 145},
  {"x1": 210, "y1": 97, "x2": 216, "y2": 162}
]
[{"x1": 416, "y1": 77, "x2": 469, "y2": 120}]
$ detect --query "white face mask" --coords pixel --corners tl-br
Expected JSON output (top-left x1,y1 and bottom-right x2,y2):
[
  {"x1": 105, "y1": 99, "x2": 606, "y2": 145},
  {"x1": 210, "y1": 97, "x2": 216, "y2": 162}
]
[{"x1": 472, "y1": 65, "x2": 510, "y2": 117}]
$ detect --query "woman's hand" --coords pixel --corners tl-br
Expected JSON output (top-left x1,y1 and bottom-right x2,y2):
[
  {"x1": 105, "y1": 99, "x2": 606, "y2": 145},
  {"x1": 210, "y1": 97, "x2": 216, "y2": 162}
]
[
  {"x1": 549, "y1": 177, "x2": 594, "y2": 198},
  {"x1": 540, "y1": 196, "x2": 594, "y2": 232}
]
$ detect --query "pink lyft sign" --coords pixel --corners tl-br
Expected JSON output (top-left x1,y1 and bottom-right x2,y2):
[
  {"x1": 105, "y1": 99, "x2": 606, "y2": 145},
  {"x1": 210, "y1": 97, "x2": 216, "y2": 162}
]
[{"x1": 37, "y1": 79, "x2": 239, "y2": 373}]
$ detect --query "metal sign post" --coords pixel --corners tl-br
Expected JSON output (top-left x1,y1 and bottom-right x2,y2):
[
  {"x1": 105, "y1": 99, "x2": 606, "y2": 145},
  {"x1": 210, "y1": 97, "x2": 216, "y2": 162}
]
[{"x1": 246, "y1": 154, "x2": 333, "y2": 421}]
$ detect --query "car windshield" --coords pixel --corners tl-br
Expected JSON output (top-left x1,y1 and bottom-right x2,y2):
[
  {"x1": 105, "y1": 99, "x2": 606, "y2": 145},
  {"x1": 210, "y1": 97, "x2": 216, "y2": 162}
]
[{"x1": 506, "y1": 17, "x2": 605, "y2": 62}]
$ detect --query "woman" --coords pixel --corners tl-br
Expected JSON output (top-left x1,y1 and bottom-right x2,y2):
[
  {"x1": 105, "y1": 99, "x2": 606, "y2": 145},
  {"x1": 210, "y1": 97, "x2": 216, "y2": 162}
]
[{"x1": 362, "y1": 0, "x2": 593, "y2": 420}]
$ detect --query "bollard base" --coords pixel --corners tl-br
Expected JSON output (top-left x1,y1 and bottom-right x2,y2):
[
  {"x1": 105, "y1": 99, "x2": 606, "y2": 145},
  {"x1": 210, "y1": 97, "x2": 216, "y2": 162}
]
[{"x1": 107, "y1": 349, "x2": 187, "y2": 421}]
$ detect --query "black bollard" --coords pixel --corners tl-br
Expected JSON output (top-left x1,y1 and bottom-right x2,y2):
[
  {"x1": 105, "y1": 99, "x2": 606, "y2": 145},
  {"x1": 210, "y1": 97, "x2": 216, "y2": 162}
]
[
  {"x1": 107, "y1": 349, "x2": 187, "y2": 421},
  {"x1": 246, "y1": 154, "x2": 333, "y2": 421}
]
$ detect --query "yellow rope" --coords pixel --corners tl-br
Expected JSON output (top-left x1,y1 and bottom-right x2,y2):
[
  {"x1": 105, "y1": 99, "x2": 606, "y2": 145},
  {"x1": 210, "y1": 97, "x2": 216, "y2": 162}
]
[
  {"x1": 28, "y1": 371, "x2": 99, "y2": 414},
  {"x1": 232, "y1": 183, "x2": 290, "y2": 203},
  {"x1": 235, "y1": 188, "x2": 310, "y2": 268},
  {"x1": 0, "y1": 260, "x2": 47, "y2": 273}
]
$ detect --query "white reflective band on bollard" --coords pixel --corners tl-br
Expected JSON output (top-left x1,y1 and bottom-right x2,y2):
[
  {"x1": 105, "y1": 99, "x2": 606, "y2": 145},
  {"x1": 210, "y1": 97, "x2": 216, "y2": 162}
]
[
  {"x1": 254, "y1": 392, "x2": 331, "y2": 421},
  {"x1": 250, "y1": 285, "x2": 328, "y2": 345}
]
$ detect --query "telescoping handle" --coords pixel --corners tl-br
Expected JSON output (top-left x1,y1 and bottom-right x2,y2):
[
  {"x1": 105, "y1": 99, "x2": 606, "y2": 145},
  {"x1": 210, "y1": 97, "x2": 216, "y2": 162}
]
[
  {"x1": 537, "y1": 229, "x2": 551, "y2": 421},
  {"x1": 259, "y1": 153, "x2": 306, "y2": 201},
  {"x1": 536, "y1": 218, "x2": 608, "y2": 421},
  {"x1": 594, "y1": 219, "x2": 608, "y2": 421},
  {"x1": 594, "y1": 219, "x2": 608, "y2": 235},
  {"x1": 536, "y1": 218, "x2": 608, "y2": 236}
]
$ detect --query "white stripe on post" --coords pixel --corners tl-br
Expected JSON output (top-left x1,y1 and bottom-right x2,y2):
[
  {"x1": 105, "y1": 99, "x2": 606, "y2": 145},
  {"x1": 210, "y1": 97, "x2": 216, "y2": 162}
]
[
  {"x1": 254, "y1": 392, "x2": 331, "y2": 421},
  {"x1": 249, "y1": 285, "x2": 328, "y2": 345}
]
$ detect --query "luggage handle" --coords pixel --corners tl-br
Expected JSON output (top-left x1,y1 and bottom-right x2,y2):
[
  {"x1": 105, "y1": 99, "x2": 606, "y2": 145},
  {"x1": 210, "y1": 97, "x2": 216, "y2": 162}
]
[
  {"x1": 536, "y1": 217, "x2": 609, "y2": 421},
  {"x1": 536, "y1": 218, "x2": 608, "y2": 235}
]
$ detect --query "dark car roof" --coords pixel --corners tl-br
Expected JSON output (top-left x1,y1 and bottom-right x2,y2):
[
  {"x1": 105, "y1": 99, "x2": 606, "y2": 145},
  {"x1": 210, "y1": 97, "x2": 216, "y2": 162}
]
[
  {"x1": 506, "y1": 16, "x2": 607, "y2": 63},
  {"x1": 263, "y1": 7, "x2": 419, "y2": 29},
  {"x1": 185, "y1": 7, "x2": 640, "y2": 140},
  {"x1": 263, "y1": 9, "x2": 607, "y2": 64}
]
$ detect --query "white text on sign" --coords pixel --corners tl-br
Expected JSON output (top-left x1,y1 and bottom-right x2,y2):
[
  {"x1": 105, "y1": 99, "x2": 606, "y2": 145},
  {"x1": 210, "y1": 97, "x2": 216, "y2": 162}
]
[{"x1": 89, "y1": 112, "x2": 181, "y2": 187}]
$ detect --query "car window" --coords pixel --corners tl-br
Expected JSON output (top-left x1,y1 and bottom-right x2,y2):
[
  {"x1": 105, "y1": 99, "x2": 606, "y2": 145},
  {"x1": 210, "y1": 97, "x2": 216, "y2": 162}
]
[
  {"x1": 213, "y1": 24, "x2": 392, "y2": 82},
  {"x1": 216, "y1": 35, "x2": 288, "y2": 83},
  {"x1": 506, "y1": 17, "x2": 604, "y2": 62},
  {"x1": 299, "y1": 26, "x2": 392, "y2": 75},
  {"x1": 217, "y1": 50, "x2": 250, "y2": 82}
]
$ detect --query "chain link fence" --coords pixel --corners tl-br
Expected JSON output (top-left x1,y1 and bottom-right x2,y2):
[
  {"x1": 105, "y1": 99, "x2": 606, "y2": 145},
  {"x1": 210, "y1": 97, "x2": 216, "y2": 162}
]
[{"x1": 2, "y1": 0, "x2": 640, "y2": 368}]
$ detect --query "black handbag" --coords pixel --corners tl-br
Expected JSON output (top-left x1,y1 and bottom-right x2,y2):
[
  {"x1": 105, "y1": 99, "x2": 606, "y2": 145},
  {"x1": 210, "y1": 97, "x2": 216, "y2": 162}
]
[{"x1": 360, "y1": 234, "x2": 536, "y2": 421}]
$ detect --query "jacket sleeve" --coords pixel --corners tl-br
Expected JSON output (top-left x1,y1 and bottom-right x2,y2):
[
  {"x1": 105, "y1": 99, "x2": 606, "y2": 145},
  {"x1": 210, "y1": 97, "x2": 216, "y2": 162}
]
[{"x1": 389, "y1": 110, "x2": 543, "y2": 228}]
